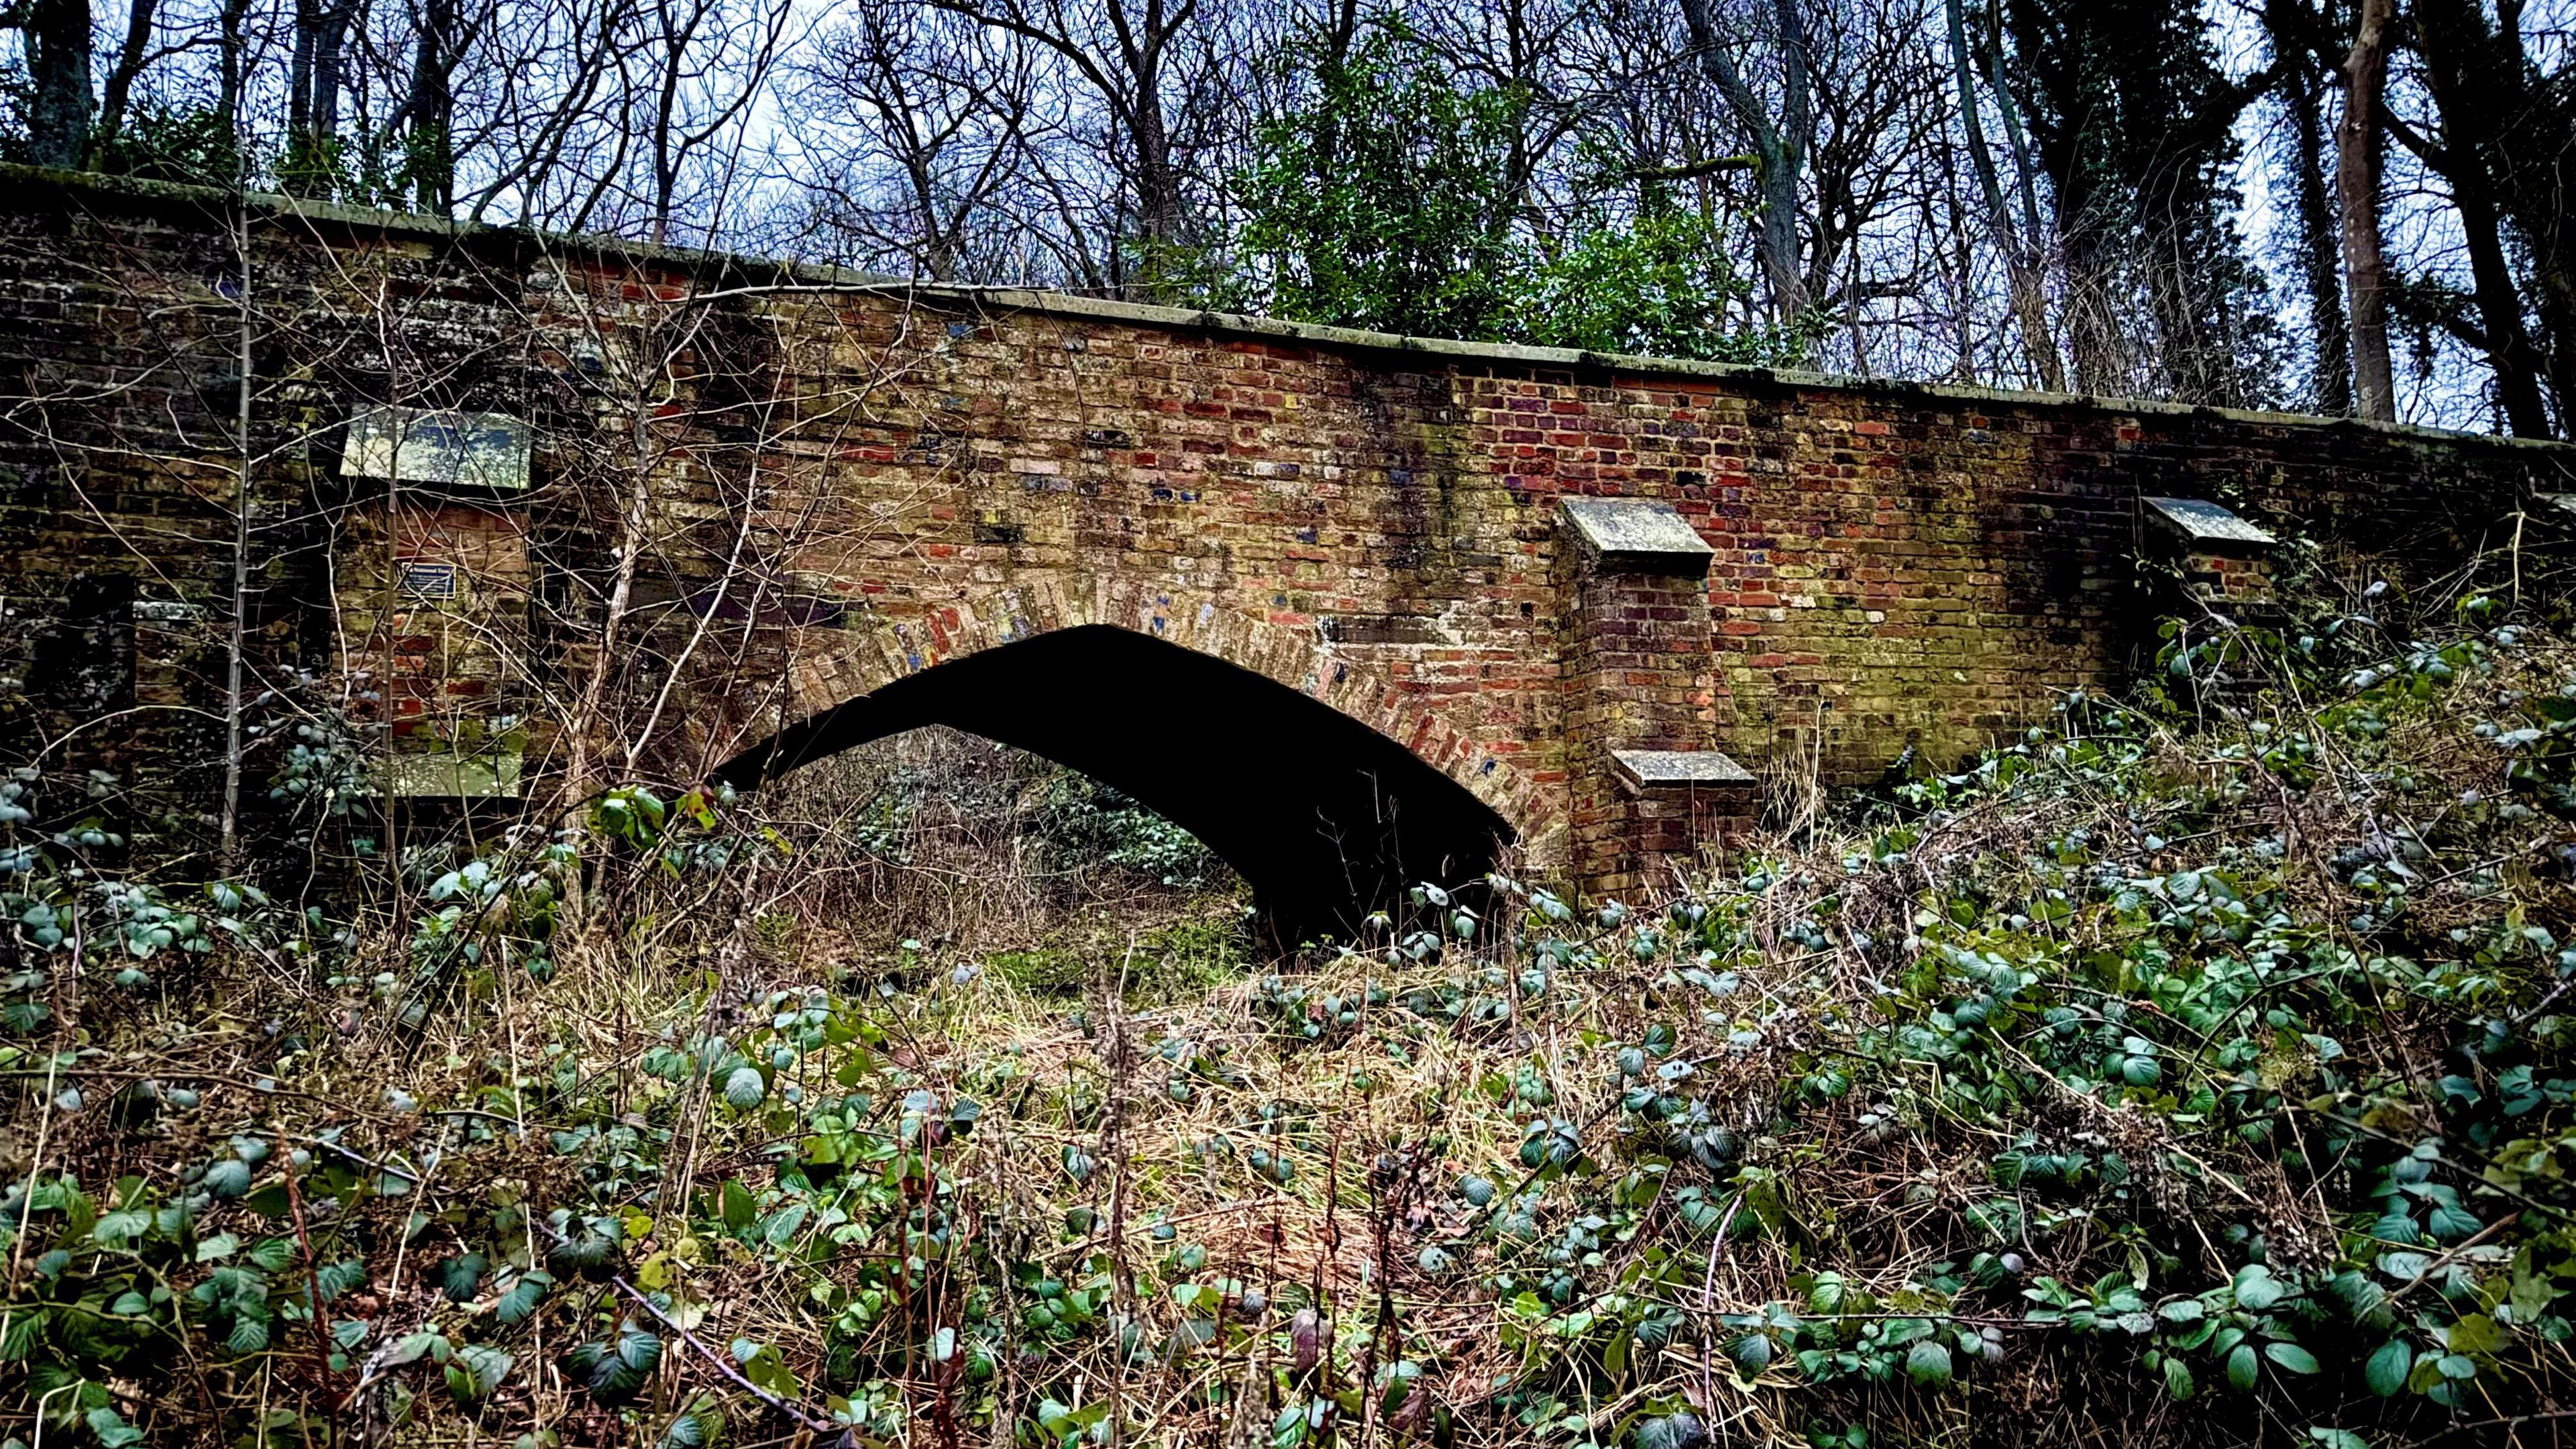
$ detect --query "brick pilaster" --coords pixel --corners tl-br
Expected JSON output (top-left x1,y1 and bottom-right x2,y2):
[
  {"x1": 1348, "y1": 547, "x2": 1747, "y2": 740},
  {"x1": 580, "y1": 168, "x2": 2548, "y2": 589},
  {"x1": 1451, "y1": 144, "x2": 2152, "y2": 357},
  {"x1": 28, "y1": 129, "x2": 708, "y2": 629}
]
[{"x1": 1556, "y1": 499, "x2": 1751, "y2": 900}]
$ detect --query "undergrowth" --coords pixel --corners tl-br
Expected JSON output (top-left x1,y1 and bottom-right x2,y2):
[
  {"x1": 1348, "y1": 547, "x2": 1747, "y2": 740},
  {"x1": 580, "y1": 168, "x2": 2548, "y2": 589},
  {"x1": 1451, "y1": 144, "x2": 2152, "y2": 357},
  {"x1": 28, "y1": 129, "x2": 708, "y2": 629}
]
[{"x1": 5, "y1": 587, "x2": 2576, "y2": 1447}]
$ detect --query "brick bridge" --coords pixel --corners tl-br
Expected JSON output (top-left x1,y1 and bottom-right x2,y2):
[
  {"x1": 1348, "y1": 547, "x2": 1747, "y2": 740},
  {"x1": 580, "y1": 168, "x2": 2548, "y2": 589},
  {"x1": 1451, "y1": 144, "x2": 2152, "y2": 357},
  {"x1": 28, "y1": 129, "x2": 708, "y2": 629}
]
[{"x1": 1, "y1": 169, "x2": 2561, "y2": 933}]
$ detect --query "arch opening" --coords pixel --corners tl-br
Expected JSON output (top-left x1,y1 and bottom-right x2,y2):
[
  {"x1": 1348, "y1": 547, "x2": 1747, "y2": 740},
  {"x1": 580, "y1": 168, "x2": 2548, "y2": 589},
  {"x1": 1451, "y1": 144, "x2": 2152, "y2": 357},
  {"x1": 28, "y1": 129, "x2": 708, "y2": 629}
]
[{"x1": 711, "y1": 625, "x2": 1514, "y2": 942}]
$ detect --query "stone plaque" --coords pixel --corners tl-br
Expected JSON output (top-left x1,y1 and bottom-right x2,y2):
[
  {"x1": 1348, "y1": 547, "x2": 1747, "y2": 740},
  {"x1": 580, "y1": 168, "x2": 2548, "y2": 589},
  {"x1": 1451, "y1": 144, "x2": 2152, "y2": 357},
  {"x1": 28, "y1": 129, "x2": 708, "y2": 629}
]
[{"x1": 342, "y1": 405, "x2": 531, "y2": 490}]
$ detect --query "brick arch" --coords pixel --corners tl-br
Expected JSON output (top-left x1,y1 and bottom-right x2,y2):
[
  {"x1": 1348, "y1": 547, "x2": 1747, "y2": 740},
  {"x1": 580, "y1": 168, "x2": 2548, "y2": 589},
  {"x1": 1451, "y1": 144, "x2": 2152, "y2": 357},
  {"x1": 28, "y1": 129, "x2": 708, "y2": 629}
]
[{"x1": 714, "y1": 579, "x2": 1564, "y2": 875}]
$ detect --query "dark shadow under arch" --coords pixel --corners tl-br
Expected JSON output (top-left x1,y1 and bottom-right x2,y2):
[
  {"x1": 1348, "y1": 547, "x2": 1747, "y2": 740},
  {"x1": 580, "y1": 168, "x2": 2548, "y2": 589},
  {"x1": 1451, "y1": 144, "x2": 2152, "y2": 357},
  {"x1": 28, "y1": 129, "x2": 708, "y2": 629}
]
[{"x1": 710, "y1": 625, "x2": 1513, "y2": 943}]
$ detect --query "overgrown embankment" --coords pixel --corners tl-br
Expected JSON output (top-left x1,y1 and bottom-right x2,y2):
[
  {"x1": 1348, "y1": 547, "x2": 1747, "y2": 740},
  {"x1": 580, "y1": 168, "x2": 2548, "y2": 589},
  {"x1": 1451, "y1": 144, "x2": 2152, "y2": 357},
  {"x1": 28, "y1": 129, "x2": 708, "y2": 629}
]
[{"x1": 6, "y1": 586, "x2": 2576, "y2": 1448}]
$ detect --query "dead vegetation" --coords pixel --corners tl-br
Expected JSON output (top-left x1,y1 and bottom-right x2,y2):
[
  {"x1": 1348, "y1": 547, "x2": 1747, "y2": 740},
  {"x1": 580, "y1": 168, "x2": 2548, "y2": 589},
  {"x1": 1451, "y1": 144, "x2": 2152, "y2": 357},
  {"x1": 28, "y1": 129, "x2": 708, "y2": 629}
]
[{"x1": 7, "y1": 582, "x2": 2576, "y2": 1448}]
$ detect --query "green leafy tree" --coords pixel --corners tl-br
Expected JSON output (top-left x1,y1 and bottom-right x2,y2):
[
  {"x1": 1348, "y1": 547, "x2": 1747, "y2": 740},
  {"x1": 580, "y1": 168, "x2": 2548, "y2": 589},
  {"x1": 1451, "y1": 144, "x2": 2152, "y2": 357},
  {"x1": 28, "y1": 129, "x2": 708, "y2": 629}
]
[
  {"x1": 1205, "y1": 16, "x2": 1780, "y2": 364},
  {"x1": 1222, "y1": 18, "x2": 1526, "y2": 341},
  {"x1": 1505, "y1": 200, "x2": 1772, "y2": 362}
]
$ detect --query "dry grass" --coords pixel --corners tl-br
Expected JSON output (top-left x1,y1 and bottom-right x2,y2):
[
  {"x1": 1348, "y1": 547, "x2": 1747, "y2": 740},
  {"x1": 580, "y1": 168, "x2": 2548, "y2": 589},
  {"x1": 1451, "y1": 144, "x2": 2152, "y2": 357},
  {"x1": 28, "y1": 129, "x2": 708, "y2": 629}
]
[{"x1": 10, "y1": 612, "x2": 2576, "y2": 1448}]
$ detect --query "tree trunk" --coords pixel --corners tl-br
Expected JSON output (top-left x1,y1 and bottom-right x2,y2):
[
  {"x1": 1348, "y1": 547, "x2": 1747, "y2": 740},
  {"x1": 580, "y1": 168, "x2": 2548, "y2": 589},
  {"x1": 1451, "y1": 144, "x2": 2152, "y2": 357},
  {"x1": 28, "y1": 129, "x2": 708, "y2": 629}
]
[
  {"x1": 1676, "y1": 0, "x2": 1810, "y2": 325},
  {"x1": 2416, "y1": 0, "x2": 2553, "y2": 435},
  {"x1": 1946, "y1": 0, "x2": 2059, "y2": 390},
  {"x1": 409, "y1": 0, "x2": 458, "y2": 211},
  {"x1": 95, "y1": 0, "x2": 160, "y2": 164},
  {"x1": 2475, "y1": 0, "x2": 2576, "y2": 426},
  {"x1": 2271, "y1": 15, "x2": 2350, "y2": 414},
  {"x1": 2337, "y1": 0, "x2": 2396, "y2": 421},
  {"x1": 217, "y1": 0, "x2": 251, "y2": 149},
  {"x1": 27, "y1": 0, "x2": 94, "y2": 170}
]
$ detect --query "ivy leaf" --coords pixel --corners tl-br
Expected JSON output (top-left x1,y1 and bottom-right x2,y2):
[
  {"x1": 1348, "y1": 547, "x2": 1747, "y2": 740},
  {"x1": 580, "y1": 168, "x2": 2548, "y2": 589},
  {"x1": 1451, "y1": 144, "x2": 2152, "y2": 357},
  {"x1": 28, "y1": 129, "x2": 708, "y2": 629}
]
[
  {"x1": 84, "y1": 1408, "x2": 146, "y2": 1449},
  {"x1": 2366, "y1": 1340, "x2": 2412, "y2": 1397},
  {"x1": 92, "y1": 1208, "x2": 151, "y2": 1246}
]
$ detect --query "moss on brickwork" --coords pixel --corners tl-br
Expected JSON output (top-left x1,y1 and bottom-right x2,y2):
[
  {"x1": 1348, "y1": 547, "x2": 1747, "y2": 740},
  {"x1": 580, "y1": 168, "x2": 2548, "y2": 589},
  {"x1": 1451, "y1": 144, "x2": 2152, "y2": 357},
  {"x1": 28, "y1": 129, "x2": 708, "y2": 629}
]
[{"x1": 0, "y1": 162, "x2": 2559, "y2": 896}]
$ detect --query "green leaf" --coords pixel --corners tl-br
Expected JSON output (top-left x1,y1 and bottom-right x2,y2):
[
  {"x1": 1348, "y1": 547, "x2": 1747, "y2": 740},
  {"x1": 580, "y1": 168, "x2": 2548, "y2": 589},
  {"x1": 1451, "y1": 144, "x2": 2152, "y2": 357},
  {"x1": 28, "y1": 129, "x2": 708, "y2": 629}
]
[
  {"x1": 85, "y1": 1407, "x2": 146, "y2": 1448},
  {"x1": 317, "y1": 1258, "x2": 366, "y2": 1301},
  {"x1": 496, "y1": 1269, "x2": 552, "y2": 1324},
  {"x1": 2365, "y1": 1340, "x2": 2411, "y2": 1397},
  {"x1": 2265, "y1": 1342, "x2": 2320, "y2": 1375},
  {"x1": 442, "y1": 1251, "x2": 488, "y2": 1301},
  {"x1": 446, "y1": 1343, "x2": 514, "y2": 1402},
  {"x1": 2161, "y1": 1354, "x2": 2194, "y2": 1401},
  {"x1": 92, "y1": 1208, "x2": 151, "y2": 1246},
  {"x1": 1, "y1": 1306, "x2": 47, "y2": 1360},
  {"x1": 2425, "y1": 1201, "x2": 2481, "y2": 1241},
  {"x1": 384, "y1": 1330, "x2": 447, "y2": 1368},
  {"x1": 1904, "y1": 1340, "x2": 1953, "y2": 1388},
  {"x1": 2233, "y1": 1265, "x2": 2286, "y2": 1311},
  {"x1": 2226, "y1": 1343, "x2": 2258, "y2": 1391},
  {"x1": 721, "y1": 1179, "x2": 755, "y2": 1232},
  {"x1": 2446, "y1": 1313, "x2": 2505, "y2": 1356}
]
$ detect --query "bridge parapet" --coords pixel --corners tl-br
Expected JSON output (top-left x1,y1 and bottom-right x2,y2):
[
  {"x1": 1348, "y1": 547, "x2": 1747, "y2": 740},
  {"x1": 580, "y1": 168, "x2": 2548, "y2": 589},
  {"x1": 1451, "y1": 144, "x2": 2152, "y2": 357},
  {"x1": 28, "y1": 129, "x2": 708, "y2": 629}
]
[{"x1": 0, "y1": 166, "x2": 2561, "y2": 922}]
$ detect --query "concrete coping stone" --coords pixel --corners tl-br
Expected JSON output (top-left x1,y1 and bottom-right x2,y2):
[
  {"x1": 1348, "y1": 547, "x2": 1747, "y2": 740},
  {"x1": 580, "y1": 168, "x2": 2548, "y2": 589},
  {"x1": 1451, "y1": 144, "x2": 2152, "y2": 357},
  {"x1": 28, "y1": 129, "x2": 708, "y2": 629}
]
[
  {"x1": 1560, "y1": 498, "x2": 1715, "y2": 573},
  {"x1": 2143, "y1": 496, "x2": 2278, "y2": 548},
  {"x1": 1613, "y1": 749, "x2": 1756, "y2": 794}
]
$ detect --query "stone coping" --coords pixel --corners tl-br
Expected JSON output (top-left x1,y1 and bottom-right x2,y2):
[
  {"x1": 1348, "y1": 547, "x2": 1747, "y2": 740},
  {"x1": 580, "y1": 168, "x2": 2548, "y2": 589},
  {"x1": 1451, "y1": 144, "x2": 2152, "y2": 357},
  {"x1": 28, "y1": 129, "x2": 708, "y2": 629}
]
[
  {"x1": 2144, "y1": 496, "x2": 2279, "y2": 547},
  {"x1": 1560, "y1": 498, "x2": 1717, "y2": 570},
  {"x1": 6, "y1": 161, "x2": 2571, "y2": 455},
  {"x1": 1612, "y1": 749, "x2": 1756, "y2": 793}
]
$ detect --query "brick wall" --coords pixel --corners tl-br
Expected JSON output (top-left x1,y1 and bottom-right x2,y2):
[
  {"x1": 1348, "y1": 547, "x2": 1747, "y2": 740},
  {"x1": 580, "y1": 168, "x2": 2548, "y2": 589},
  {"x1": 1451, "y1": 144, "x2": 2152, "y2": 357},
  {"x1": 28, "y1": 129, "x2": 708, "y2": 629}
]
[{"x1": 0, "y1": 167, "x2": 2558, "y2": 889}]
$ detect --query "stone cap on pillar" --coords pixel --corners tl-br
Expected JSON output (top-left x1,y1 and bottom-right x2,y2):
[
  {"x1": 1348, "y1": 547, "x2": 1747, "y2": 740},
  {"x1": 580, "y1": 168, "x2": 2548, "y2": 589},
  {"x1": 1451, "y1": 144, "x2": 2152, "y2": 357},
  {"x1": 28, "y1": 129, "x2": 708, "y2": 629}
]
[
  {"x1": 1560, "y1": 497, "x2": 1715, "y2": 574},
  {"x1": 1611, "y1": 748, "x2": 1754, "y2": 794}
]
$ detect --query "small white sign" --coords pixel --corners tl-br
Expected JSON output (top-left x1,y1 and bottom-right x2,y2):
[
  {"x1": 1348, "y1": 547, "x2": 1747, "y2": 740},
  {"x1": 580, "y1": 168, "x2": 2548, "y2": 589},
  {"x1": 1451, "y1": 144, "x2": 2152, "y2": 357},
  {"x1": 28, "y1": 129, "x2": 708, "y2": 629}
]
[{"x1": 341, "y1": 406, "x2": 531, "y2": 490}]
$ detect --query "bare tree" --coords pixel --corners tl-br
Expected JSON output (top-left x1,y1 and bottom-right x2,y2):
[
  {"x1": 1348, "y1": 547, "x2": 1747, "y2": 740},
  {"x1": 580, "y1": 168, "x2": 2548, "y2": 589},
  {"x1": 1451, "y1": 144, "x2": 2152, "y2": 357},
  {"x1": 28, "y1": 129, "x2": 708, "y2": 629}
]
[
  {"x1": 922, "y1": 0, "x2": 1209, "y2": 297},
  {"x1": 2339, "y1": 0, "x2": 2396, "y2": 420},
  {"x1": 784, "y1": 0, "x2": 1046, "y2": 280},
  {"x1": 1676, "y1": 0, "x2": 1813, "y2": 322},
  {"x1": 1947, "y1": 0, "x2": 2059, "y2": 388},
  {"x1": 93, "y1": 0, "x2": 162, "y2": 162}
]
